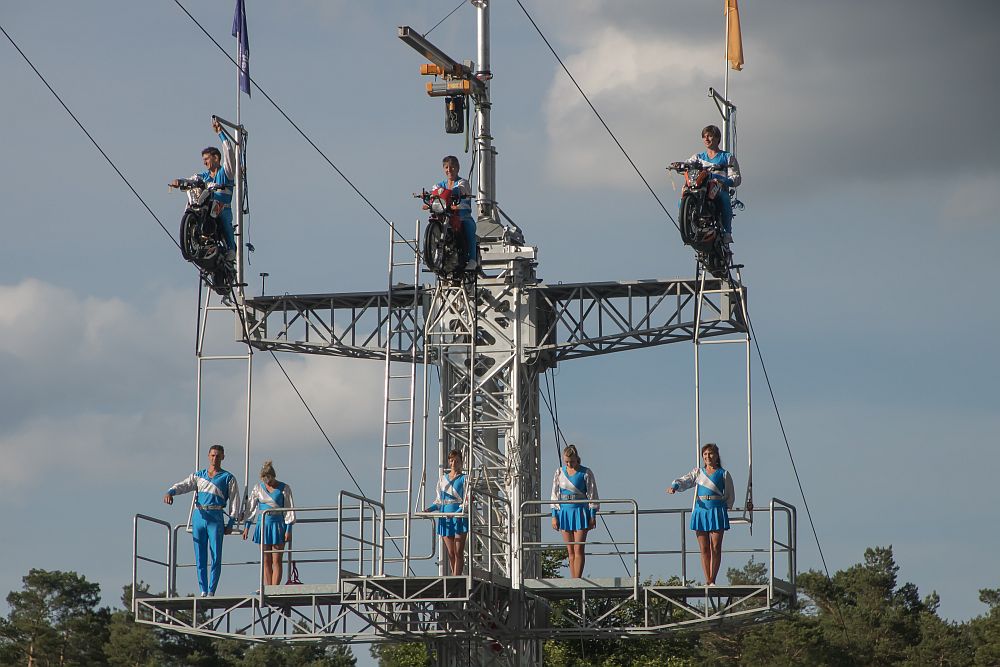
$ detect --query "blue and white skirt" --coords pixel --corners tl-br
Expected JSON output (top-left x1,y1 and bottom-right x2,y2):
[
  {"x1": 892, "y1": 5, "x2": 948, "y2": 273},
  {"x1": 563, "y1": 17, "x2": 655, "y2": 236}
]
[
  {"x1": 554, "y1": 504, "x2": 593, "y2": 532},
  {"x1": 690, "y1": 501, "x2": 730, "y2": 532},
  {"x1": 253, "y1": 514, "x2": 288, "y2": 545}
]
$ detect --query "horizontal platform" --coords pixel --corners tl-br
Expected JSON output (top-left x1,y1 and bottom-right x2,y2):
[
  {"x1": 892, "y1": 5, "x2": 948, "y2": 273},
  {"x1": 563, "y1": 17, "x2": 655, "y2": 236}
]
[{"x1": 524, "y1": 577, "x2": 635, "y2": 599}]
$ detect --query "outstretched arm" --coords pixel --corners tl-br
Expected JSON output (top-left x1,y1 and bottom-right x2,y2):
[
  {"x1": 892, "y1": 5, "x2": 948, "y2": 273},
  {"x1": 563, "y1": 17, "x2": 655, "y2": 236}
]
[
  {"x1": 163, "y1": 473, "x2": 197, "y2": 504},
  {"x1": 667, "y1": 468, "x2": 699, "y2": 494}
]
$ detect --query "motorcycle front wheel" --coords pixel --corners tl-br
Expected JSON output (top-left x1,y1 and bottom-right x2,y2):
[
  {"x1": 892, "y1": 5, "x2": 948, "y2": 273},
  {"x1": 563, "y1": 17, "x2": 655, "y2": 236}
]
[
  {"x1": 179, "y1": 209, "x2": 201, "y2": 261},
  {"x1": 679, "y1": 194, "x2": 702, "y2": 246}
]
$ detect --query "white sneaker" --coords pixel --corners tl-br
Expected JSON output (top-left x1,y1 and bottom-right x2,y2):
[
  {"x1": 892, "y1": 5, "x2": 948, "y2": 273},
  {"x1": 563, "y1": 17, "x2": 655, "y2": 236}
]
[
  {"x1": 199, "y1": 591, "x2": 208, "y2": 597},
  {"x1": 722, "y1": 233, "x2": 733, "y2": 244},
  {"x1": 464, "y1": 260, "x2": 478, "y2": 271}
]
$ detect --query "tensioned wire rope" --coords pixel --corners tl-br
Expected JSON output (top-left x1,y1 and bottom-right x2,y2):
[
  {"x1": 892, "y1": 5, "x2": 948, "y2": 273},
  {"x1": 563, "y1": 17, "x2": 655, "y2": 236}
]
[
  {"x1": 0, "y1": 17, "x2": 374, "y2": 513},
  {"x1": 0, "y1": 23, "x2": 180, "y2": 252},
  {"x1": 541, "y1": 368, "x2": 632, "y2": 575},
  {"x1": 512, "y1": 0, "x2": 681, "y2": 235}
]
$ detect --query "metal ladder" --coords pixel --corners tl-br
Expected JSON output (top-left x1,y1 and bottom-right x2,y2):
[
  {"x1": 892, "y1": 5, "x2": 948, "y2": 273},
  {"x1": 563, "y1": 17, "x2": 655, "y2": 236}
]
[{"x1": 379, "y1": 221, "x2": 422, "y2": 575}]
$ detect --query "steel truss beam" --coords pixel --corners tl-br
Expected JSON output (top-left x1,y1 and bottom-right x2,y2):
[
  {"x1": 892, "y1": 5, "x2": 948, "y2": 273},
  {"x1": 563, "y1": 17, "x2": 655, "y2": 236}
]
[{"x1": 244, "y1": 278, "x2": 744, "y2": 363}]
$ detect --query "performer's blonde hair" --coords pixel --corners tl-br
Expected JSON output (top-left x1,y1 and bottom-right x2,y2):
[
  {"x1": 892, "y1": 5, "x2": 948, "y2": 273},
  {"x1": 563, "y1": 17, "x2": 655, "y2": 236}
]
[
  {"x1": 260, "y1": 459, "x2": 277, "y2": 484},
  {"x1": 562, "y1": 444, "x2": 581, "y2": 466}
]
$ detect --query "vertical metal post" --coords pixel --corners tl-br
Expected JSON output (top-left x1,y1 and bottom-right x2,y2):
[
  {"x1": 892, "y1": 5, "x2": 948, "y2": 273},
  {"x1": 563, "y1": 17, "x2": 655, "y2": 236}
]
[
  {"x1": 723, "y1": 2, "x2": 731, "y2": 152},
  {"x1": 475, "y1": 0, "x2": 495, "y2": 227}
]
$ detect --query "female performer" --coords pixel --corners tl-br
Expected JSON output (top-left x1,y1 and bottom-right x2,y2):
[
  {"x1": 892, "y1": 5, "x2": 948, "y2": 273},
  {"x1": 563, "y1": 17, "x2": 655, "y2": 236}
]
[
  {"x1": 550, "y1": 444, "x2": 599, "y2": 578},
  {"x1": 426, "y1": 449, "x2": 469, "y2": 575},
  {"x1": 242, "y1": 460, "x2": 296, "y2": 586},
  {"x1": 667, "y1": 442, "x2": 735, "y2": 586}
]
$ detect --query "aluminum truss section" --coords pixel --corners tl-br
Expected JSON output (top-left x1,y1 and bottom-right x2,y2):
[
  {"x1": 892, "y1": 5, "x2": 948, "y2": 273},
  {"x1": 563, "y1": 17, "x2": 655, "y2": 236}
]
[
  {"x1": 242, "y1": 277, "x2": 744, "y2": 365},
  {"x1": 530, "y1": 277, "x2": 745, "y2": 363}
]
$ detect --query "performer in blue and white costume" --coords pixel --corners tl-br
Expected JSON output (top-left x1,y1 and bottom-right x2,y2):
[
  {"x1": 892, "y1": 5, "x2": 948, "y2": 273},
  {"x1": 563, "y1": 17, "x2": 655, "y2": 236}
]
[
  {"x1": 435, "y1": 155, "x2": 478, "y2": 270},
  {"x1": 550, "y1": 444, "x2": 600, "y2": 578},
  {"x1": 242, "y1": 459, "x2": 295, "y2": 586},
  {"x1": 425, "y1": 449, "x2": 468, "y2": 575},
  {"x1": 163, "y1": 444, "x2": 241, "y2": 597},
  {"x1": 686, "y1": 124, "x2": 742, "y2": 243},
  {"x1": 170, "y1": 118, "x2": 237, "y2": 259},
  {"x1": 667, "y1": 442, "x2": 735, "y2": 586}
]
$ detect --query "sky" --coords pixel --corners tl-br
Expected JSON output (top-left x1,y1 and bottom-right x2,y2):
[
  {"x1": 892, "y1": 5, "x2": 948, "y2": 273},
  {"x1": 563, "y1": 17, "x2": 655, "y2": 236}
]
[{"x1": 1, "y1": 0, "x2": 999, "y2": 653}]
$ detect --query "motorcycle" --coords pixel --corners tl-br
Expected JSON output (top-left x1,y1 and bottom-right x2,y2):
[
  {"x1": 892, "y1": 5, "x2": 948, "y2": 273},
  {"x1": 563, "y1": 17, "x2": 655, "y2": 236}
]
[
  {"x1": 667, "y1": 160, "x2": 733, "y2": 279},
  {"x1": 171, "y1": 178, "x2": 235, "y2": 295},
  {"x1": 416, "y1": 185, "x2": 472, "y2": 281}
]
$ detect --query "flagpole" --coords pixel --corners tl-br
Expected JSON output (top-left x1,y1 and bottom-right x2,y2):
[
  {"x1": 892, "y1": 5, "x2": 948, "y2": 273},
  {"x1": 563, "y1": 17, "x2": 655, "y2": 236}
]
[
  {"x1": 723, "y1": 1, "x2": 731, "y2": 152},
  {"x1": 234, "y1": 5, "x2": 243, "y2": 293}
]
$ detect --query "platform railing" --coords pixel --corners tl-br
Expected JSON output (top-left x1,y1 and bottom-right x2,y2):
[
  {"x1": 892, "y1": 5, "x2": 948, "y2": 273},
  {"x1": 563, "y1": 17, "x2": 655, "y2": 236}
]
[
  {"x1": 132, "y1": 514, "x2": 172, "y2": 612},
  {"x1": 338, "y1": 491, "x2": 384, "y2": 579},
  {"x1": 518, "y1": 499, "x2": 796, "y2": 592},
  {"x1": 519, "y1": 498, "x2": 640, "y2": 598}
]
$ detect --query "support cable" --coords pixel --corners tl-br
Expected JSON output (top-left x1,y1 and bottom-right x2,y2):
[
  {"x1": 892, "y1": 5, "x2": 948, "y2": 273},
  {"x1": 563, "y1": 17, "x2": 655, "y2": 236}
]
[
  {"x1": 732, "y1": 276, "x2": 850, "y2": 640},
  {"x1": 512, "y1": 0, "x2": 681, "y2": 234},
  {"x1": 540, "y1": 368, "x2": 631, "y2": 575},
  {"x1": 172, "y1": 1, "x2": 417, "y2": 253},
  {"x1": 267, "y1": 348, "x2": 366, "y2": 497},
  {"x1": 423, "y1": 0, "x2": 467, "y2": 37},
  {"x1": 0, "y1": 22, "x2": 180, "y2": 251}
]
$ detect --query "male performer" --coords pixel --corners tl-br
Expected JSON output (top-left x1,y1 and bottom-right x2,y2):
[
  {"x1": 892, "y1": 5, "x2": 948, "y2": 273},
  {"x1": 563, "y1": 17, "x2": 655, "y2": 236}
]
[{"x1": 163, "y1": 444, "x2": 241, "y2": 597}]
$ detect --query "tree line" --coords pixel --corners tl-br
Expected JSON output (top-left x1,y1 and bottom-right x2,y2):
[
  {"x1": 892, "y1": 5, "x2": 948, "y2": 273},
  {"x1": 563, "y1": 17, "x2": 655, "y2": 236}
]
[{"x1": 2, "y1": 545, "x2": 998, "y2": 666}]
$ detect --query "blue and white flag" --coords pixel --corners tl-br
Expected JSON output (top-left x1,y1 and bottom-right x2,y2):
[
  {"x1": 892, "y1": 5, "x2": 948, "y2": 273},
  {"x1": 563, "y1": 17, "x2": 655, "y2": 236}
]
[{"x1": 232, "y1": 0, "x2": 250, "y2": 96}]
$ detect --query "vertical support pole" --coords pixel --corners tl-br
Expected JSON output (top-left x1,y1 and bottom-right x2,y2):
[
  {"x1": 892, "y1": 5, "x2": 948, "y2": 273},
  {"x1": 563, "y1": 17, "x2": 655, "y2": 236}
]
[
  {"x1": 243, "y1": 352, "x2": 253, "y2": 495},
  {"x1": 475, "y1": 1, "x2": 495, "y2": 229}
]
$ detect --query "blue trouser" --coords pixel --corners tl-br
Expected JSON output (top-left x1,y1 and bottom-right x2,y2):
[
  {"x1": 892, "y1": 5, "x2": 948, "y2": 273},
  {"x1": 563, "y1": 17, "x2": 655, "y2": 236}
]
[
  {"x1": 192, "y1": 509, "x2": 226, "y2": 594},
  {"x1": 461, "y1": 216, "x2": 477, "y2": 262},
  {"x1": 218, "y1": 207, "x2": 236, "y2": 252},
  {"x1": 716, "y1": 188, "x2": 733, "y2": 234}
]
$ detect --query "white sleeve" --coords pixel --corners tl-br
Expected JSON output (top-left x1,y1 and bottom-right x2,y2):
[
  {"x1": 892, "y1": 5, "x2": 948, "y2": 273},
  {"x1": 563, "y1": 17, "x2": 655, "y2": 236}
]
[
  {"x1": 586, "y1": 468, "x2": 600, "y2": 510},
  {"x1": 283, "y1": 485, "x2": 295, "y2": 525},
  {"x1": 227, "y1": 476, "x2": 241, "y2": 525},
  {"x1": 724, "y1": 471, "x2": 736, "y2": 510},
  {"x1": 550, "y1": 469, "x2": 561, "y2": 511},
  {"x1": 168, "y1": 473, "x2": 198, "y2": 496},
  {"x1": 670, "y1": 468, "x2": 699, "y2": 493},
  {"x1": 220, "y1": 132, "x2": 236, "y2": 184},
  {"x1": 243, "y1": 487, "x2": 259, "y2": 525},
  {"x1": 727, "y1": 154, "x2": 742, "y2": 188}
]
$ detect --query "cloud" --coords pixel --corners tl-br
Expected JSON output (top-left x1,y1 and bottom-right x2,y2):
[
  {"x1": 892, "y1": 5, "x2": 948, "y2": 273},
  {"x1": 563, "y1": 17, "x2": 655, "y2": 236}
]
[
  {"x1": 938, "y1": 174, "x2": 1000, "y2": 228},
  {"x1": 0, "y1": 279, "x2": 385, "y2": 491},
  {"x1": 535, "y1": 1, "x2": 1000, "y2": 193}
]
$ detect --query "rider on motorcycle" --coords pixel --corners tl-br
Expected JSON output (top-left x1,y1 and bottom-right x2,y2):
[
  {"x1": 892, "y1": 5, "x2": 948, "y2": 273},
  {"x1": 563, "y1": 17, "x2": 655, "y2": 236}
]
[
  {"x1": 169, "y1": 119, "x2": 237, "y2": 262},
  {"x1": 433, "y1": 155, "x2": 477, "y2": 271},
  {"x1": 686, "y1": 125, "x2": 741, "y2": 245}
]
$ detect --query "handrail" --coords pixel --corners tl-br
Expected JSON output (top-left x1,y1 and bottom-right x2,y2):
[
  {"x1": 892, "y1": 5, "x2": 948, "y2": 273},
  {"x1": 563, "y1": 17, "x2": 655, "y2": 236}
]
[
  {"x1": 132, "y1": 514, "x2": 172, "y2": 611},
  {"x1": 519, "y1": 498, "x2": 640, "y2": 599},
  {"x1": 338, "y1": 491, "x2": 384, "y2": 579},
  {"x1": 518, "y1": 499, "x2": 795, "y2": 594}
]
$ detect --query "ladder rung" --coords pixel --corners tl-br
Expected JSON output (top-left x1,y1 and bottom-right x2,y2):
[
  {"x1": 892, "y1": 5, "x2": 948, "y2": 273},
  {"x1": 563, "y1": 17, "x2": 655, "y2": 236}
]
[
  {"x1": 384, "y1": 488, "x2": 410, "y2": 494},
  {"x1": 386, "y1": 397, "x2": 412, "y2": 402},
  {"x1": 385, "y1": 419, "x2": 413, "y2": 425},
  {"x1": 386, "y1": 443, "x2": 412, "y2": 448}
]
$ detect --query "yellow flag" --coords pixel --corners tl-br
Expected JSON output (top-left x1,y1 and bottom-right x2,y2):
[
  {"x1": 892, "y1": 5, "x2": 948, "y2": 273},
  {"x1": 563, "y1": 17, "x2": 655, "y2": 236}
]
[{"x1": 725, "y1": 0, "x2": 744, "y2": 71}]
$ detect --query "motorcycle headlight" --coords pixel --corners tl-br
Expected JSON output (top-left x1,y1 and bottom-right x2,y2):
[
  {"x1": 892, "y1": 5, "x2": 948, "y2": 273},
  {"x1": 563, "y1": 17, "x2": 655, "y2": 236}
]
[{"x1": 430, "y1": 199, "x2": 447, "y2": 214}]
